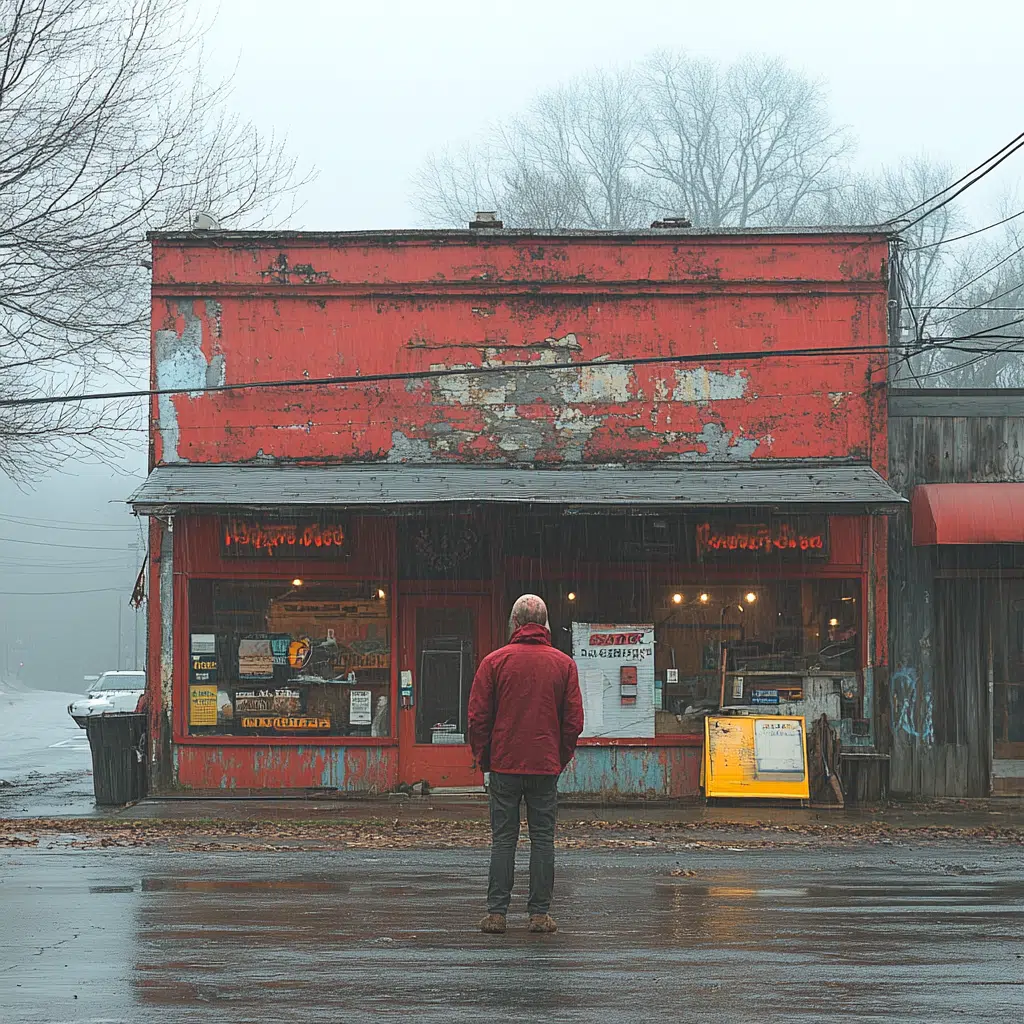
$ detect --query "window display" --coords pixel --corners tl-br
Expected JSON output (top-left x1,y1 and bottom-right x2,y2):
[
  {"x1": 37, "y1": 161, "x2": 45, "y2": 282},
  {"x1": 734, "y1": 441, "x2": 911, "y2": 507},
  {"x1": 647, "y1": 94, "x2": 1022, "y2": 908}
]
[
  {"x1": 508, "y1": 574, "x2": 863, "y2": 738},
  {"x1": 186, "y1": 580, "x2": 391, "y2": 737}
]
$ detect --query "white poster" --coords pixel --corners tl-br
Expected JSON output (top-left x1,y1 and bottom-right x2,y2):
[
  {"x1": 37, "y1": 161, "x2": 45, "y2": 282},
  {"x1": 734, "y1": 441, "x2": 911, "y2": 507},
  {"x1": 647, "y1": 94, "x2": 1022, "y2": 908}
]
[
  {"x1": 754, "y1": 718, "x2": 805, "y2": 776},
  {"x1": 349, "y1": 690, "x2": 373, "y2": 725},
  {"x1": 191, "y1": 633, "x2": 216, "y2": 655},
  {"x1": 572, "y1": 623, "x2": 655, "y2": 739}
]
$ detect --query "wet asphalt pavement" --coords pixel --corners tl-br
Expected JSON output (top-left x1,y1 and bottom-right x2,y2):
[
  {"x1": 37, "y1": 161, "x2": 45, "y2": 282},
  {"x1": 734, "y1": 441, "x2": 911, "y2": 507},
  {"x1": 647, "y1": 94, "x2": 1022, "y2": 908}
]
[
  {"x1": 0, "y1": 687, "x2": 97, "y2": 818},
  {"x1": 2, "y1": 843, "x2": 1022, "y2": 1022}
]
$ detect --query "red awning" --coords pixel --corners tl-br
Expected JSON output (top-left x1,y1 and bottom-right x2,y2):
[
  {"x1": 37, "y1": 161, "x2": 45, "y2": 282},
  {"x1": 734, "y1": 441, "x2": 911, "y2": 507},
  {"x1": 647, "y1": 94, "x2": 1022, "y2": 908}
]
[{"x1": 912, "y1": 483, "x2": 1024, "y2": 545}]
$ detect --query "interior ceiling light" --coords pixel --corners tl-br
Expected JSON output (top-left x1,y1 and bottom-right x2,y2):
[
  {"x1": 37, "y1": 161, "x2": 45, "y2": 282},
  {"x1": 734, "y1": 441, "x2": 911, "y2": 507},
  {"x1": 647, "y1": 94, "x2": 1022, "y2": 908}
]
[
  {"x1": 829, "y1": 617, "x2": 840, "y2": 627},
  {"x1": 745, "y1": 591, "x2": 757, "y2": 604},
  {"x1": 291, "y1": 578, "x2": 303, "y2": 587},
  {"x1": 699, "y1": 592, "x2": 710, "y2": 603},
  {"x1": 567, "y1": 592, "x2": 577, "y2": 602},
  {"x1": 672, "y1": 593, "x2": 683, "y2": 604}
]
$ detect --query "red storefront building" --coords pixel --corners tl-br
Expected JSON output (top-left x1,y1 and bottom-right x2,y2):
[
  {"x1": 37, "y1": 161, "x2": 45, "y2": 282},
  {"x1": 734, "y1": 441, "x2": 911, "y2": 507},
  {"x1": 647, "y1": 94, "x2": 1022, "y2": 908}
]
[{"x1": 131, "y1": 224, "x2": 901, "y2": 798}]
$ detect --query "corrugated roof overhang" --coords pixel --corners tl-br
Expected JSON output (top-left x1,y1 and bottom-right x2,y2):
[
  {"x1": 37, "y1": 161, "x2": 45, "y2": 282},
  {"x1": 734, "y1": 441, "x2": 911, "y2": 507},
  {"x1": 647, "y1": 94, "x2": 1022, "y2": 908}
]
[
  {"x1": 912, "y1": 483, "x2": 1024, "y2": 545},
  {"x1": 129, "y1": 464, "x2": 906, "y2": 515}
]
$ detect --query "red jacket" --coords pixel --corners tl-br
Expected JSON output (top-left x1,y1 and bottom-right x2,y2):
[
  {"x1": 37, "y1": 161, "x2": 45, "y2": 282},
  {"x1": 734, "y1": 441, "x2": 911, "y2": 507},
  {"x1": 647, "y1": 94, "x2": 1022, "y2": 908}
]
[{"x1": 467, "y1": 623, "x2": 584, "y2": 775}]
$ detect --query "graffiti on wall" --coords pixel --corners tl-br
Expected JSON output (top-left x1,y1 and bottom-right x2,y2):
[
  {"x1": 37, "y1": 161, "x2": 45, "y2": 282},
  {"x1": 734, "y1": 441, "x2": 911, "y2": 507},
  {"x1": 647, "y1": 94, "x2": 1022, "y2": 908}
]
[{"x1": 891, "y1": 665, "x2": 934, "y2": 744}]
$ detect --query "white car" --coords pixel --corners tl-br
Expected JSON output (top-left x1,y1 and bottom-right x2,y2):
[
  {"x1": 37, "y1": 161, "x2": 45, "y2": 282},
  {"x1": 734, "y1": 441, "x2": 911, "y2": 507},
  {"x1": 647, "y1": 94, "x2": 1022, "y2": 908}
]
[{"x1": 68, "y1": 671, "x2": 146, "y2": 728}]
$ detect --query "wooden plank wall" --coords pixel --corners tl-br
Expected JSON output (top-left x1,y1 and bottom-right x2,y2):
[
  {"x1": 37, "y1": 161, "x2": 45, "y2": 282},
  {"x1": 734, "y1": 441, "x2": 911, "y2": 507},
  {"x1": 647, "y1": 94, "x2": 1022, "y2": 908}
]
[{"x1": 888, "y1": 403, "x2": 1024, "y2": 797}]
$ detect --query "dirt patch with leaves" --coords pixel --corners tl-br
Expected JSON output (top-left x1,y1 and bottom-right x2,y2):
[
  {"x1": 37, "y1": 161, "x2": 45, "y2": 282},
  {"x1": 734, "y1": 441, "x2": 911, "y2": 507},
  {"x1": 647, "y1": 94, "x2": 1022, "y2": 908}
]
[{"x1": 2, "y1": 816, "x2": 1024, "y2": 852}]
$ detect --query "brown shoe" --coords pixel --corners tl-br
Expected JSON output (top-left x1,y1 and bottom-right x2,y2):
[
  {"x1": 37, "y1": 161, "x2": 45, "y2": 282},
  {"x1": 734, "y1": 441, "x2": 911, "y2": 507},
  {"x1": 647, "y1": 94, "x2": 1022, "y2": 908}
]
[
  {"x1": 528, "y1": 913, "x2": 558, "y2": 933},
  {"x1": 480, "y1": 913, "x2": 507, "y2": 934}
]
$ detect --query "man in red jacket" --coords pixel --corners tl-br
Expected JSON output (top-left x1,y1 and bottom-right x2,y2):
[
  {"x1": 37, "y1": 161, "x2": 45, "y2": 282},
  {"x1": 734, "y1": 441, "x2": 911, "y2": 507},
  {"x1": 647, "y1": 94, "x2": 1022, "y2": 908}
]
[{"x1": 468, "y1": 594, "x2": 584, "y2": 935}]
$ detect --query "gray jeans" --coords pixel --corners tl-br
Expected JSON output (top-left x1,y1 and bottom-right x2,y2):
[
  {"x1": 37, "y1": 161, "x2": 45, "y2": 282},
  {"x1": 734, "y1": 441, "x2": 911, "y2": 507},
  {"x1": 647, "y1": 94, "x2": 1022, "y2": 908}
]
[{"x1": 486, "y1": 771, "x2": 558, "y2": 916}]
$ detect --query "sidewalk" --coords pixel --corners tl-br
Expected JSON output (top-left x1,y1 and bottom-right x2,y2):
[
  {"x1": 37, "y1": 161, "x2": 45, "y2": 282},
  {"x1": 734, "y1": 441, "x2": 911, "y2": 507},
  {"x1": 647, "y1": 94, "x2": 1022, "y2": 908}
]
[{"x1": 3, "y1": 791, "x2": 1024, "y2": 852}]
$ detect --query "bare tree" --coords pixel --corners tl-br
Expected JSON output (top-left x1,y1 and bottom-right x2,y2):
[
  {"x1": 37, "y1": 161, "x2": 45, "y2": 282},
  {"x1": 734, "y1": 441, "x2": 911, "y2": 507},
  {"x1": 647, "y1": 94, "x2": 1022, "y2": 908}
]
[
  {"x1": 814, "y1": 157, "x2": 1024, "y2": 387},
  {"x1": 413, "y1": 53, "x2": 853, "y2": 231},
  {"x1": 413, "y1": 68, "x2": 652, "y2": 230},
  {"x1": 846, "y1": 162, "x2": 1024, "y2": 388},
  {"x1": 638, "y1": 53, "x2": 853, "y2": 227},
  {"x1": 0, "y1": 0, "x2": 307, "y2": 480}
]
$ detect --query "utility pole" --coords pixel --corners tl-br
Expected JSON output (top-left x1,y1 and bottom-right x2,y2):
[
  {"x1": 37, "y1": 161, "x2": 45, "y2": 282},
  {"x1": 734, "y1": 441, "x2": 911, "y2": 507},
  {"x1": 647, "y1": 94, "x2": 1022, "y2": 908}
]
[{"x1": 116, "y1": 597, "x2": 123, "y2": 671}]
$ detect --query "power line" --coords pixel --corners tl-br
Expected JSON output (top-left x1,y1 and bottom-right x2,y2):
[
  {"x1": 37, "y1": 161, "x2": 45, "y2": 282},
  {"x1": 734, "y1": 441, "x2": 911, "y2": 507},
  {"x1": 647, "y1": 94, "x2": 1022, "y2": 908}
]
[
  {"x1": 895, "y1": 130, "x2": 1024, "y2": 219},
  {"x1": 905, "y1": 205, "x2": 1024, "y2": 251},
  {"x1": 893, "y1": 130, "x2": 1024, "y2": 230},
  {"x1": 0, "y1": 535, "x2": 138, "y2": 551},
  {"x1": 0, "y1": 513, "x2": 136, "y2": 533},
  {"x1": 0, "y1": 345, "x2": 903, "y2": 409},
  {"x1": 6, "y1": 334, "x2": 1018, "y2": 416},
  {"x1": 0, "y1": 587, "x2": 127, "y2": 596},
  {"x1": 905, "y1": 305, "x2": 1024, "y2": 312},
  {"x1": 900, "y1": 335, "x2": 1024, "y2": 383},
  {"x1": 927, "y1": 239, "x2": 1024, "y2": 310}
]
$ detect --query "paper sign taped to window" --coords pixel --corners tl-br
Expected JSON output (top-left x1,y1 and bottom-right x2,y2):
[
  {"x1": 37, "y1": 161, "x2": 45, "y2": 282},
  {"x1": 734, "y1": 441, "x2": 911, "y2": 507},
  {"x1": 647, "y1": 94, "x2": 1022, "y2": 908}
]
[
  {"x1": 238, "y1": 637, "x2": 274, "y2": 679},
  {"x1": 754, "y1": 718, "x2": 805, "y2": 775},
  {"x1": 191, "y1": 634, "x2": 216, "y2": 655},
  {"x1": 350, "y1": 689, "x2": 372, "y2": 725},
  {"x1": 189, "y1": 685, "x2": 218, "y2": 726}
]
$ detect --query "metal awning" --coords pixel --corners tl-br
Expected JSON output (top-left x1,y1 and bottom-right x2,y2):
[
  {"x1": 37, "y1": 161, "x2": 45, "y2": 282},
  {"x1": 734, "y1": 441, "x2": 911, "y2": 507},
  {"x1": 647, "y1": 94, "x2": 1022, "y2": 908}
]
[
  {"x1": 129, "y1": 463, "x2": 906, "y2": 514},
  {"x1": 912, "y1": 483, "x2": 1024, "y2": 545}
]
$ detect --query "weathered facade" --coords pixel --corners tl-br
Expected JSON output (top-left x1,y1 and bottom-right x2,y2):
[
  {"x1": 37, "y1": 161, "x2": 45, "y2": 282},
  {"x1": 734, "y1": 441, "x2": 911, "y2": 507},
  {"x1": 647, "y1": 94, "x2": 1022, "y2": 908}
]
[
  {"x1": 133, "y1": 226, "x2": 898, "y2": 799},
  {"x1": 889, "y1": 390, "x2": 1024, "y2": 797}
]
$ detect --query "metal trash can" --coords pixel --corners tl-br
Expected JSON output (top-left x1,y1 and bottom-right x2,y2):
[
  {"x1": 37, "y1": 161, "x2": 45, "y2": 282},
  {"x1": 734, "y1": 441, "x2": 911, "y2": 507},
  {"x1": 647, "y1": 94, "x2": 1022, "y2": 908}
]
[{"x1": 84, "y1": 713, "x2": 148, "y2": 806}]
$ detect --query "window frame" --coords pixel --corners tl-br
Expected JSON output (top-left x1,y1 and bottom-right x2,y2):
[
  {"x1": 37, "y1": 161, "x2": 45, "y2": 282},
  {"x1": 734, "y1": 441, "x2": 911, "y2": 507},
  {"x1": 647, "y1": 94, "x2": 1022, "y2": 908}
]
[{"x1": 171, "y1": 515, "x2": 398, "y2": 747}]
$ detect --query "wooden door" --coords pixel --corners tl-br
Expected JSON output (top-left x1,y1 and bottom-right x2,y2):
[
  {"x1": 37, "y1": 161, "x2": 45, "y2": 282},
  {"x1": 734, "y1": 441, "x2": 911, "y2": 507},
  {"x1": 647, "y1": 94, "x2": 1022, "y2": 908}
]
[{"x1": 397, "y1": 593, "x2": 491, "y2": 788}]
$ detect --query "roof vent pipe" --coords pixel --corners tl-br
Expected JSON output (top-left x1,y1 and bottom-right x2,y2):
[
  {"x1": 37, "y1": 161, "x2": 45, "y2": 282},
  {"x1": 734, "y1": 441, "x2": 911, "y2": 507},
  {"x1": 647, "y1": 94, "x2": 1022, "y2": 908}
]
[{"x1": 470, "y1": 211, "x2": 503, "y2": 229}]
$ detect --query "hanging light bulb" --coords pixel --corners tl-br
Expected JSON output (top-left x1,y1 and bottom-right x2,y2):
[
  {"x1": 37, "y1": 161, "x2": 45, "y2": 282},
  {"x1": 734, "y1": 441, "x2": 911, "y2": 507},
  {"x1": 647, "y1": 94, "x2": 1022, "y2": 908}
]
[
  {"x1": 745, "y1": 591, "x2": 757, "y2": 604},
  {"x1": 672, "y1": 592, "x2": 683, "y2": 604},
  {"x1": 291, "y1": 578, "x2": 304, "y2": 587},
  {"x1": 567, "y1": 592, "x2": 577, "y2": 602},
  {"x1": 699, "y1": 592, "x2": 710, "y2": 604}
]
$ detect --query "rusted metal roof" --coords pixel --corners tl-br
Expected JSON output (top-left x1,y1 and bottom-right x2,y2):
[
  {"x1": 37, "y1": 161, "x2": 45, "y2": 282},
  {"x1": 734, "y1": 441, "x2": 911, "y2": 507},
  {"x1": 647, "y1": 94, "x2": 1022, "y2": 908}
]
[
  {"x1": 129, "y1": 463, "x2": 905, "y2": 514},
  {"x1": 148, "y1": 225, "x2": 895, "y2": 244}
]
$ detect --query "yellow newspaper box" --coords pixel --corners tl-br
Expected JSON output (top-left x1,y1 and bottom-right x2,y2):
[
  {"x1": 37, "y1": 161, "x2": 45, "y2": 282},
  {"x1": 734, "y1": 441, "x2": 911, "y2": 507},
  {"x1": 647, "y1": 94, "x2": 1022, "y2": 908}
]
[{"x1": 703, "y1": 714, "x2": 810, "y2": 800}]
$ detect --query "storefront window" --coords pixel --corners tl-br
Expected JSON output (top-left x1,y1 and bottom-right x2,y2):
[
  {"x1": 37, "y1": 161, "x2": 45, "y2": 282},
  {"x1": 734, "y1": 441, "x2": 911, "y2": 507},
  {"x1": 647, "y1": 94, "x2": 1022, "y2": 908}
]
[
  {"x1": 186, "y1": 580, "x2": 391, "y2": 738},
  {"x1": 652, "y1": 580, "x2": 861, "y2": 714},
  {"x1": 507, "y1": 576, "x2": 862, "y2": 737}
]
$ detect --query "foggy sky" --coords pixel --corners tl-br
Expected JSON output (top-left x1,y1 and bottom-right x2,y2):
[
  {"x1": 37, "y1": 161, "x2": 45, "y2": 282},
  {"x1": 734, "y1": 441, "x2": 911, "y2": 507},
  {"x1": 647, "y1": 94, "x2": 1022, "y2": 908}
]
[{"x1": 2, "y1": 0, "x2": 1021, "y2": 689}]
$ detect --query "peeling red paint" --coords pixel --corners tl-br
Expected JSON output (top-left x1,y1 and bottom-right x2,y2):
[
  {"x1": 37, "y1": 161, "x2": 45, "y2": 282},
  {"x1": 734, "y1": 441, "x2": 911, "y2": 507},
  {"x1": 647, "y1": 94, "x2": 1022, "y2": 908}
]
[
  {"x1": 173, "y1": 744, "x2": 398, "y2": 792},
  {"x1": 148, "y1": 233, "x2": 889, "y2": 472}
]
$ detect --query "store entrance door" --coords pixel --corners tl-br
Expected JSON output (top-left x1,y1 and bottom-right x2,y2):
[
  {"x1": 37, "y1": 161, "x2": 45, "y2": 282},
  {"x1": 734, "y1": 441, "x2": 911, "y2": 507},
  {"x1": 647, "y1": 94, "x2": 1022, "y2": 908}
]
[{"x1": 398, "y1": 594, "x2": 491, "y2": 788}]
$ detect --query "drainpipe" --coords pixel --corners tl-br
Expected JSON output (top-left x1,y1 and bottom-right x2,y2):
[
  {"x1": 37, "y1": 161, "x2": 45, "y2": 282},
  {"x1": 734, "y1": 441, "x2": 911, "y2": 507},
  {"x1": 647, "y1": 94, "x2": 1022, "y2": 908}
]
[{"x1": 988, "y1": 620, "x2": 995, "y2": 796}]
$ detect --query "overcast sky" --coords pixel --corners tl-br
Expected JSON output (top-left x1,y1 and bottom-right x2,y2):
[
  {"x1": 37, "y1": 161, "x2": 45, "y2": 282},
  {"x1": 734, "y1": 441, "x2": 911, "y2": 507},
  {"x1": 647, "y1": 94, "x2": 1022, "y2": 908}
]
[
  {"x1": 204, "y1": 0, "x2": 1024, "y2": 229},
  {"x1": 3, "y1": 0, "x2": 1023, "y2": 688}
]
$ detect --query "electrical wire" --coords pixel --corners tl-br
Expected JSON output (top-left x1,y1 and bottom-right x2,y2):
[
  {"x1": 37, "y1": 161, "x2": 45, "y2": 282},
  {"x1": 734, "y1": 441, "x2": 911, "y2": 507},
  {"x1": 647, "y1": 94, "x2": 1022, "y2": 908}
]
[
  {"x1": 7, "y1": 333, "x2": 1024, "y2": 413},
  {"x1": 7, "y1": 332, "x2": 1020, "y2": 416},
  {"x1": 904, "y1": 206, "x2": 1024, "y2": 251},
  {"x1": 0, "y1": 345, "x2": 903, "y2": 409},
  {"x1": 0, "y1": 512, "x2": 136, "y2": 533},
  {"x1": 894, "y1": 130, "x2": 1024, "y2": 230},
  {"x1": 0, "y1": 535, "x2": 138, "y2": 551},
  {"x1": 926, "y1": 275, "x2": 1024, "y2": 327},
  {"x1": 926, "y1": 239, "x2": 1024, "y2": 310},
  {"x1": 895, "y1": 130, "x2": 1024, "y2": 220},
  {"x1": 899, "y1": 335, "x2": 1024, "y2": 383},
  {"x1": 0, "y1": 587, "x2": 127, "y2": 596}
]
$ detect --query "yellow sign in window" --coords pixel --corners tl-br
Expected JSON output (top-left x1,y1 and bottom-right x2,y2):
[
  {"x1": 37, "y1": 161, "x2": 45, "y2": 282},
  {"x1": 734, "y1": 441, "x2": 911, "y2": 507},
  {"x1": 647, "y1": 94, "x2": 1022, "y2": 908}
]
[
  {"x1": 703, "y1": 714, "x2": 809, "y2": 800},
  {"x1": 189, "y1": 684, "x2": 218, "y2": 726}
]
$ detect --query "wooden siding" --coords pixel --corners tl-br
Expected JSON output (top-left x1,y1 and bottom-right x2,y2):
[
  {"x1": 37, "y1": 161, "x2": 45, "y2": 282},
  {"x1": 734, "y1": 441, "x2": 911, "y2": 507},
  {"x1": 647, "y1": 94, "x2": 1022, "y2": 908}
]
[{"x1": 889, "y1": 410, "x2": 1024, "y2": 797}]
